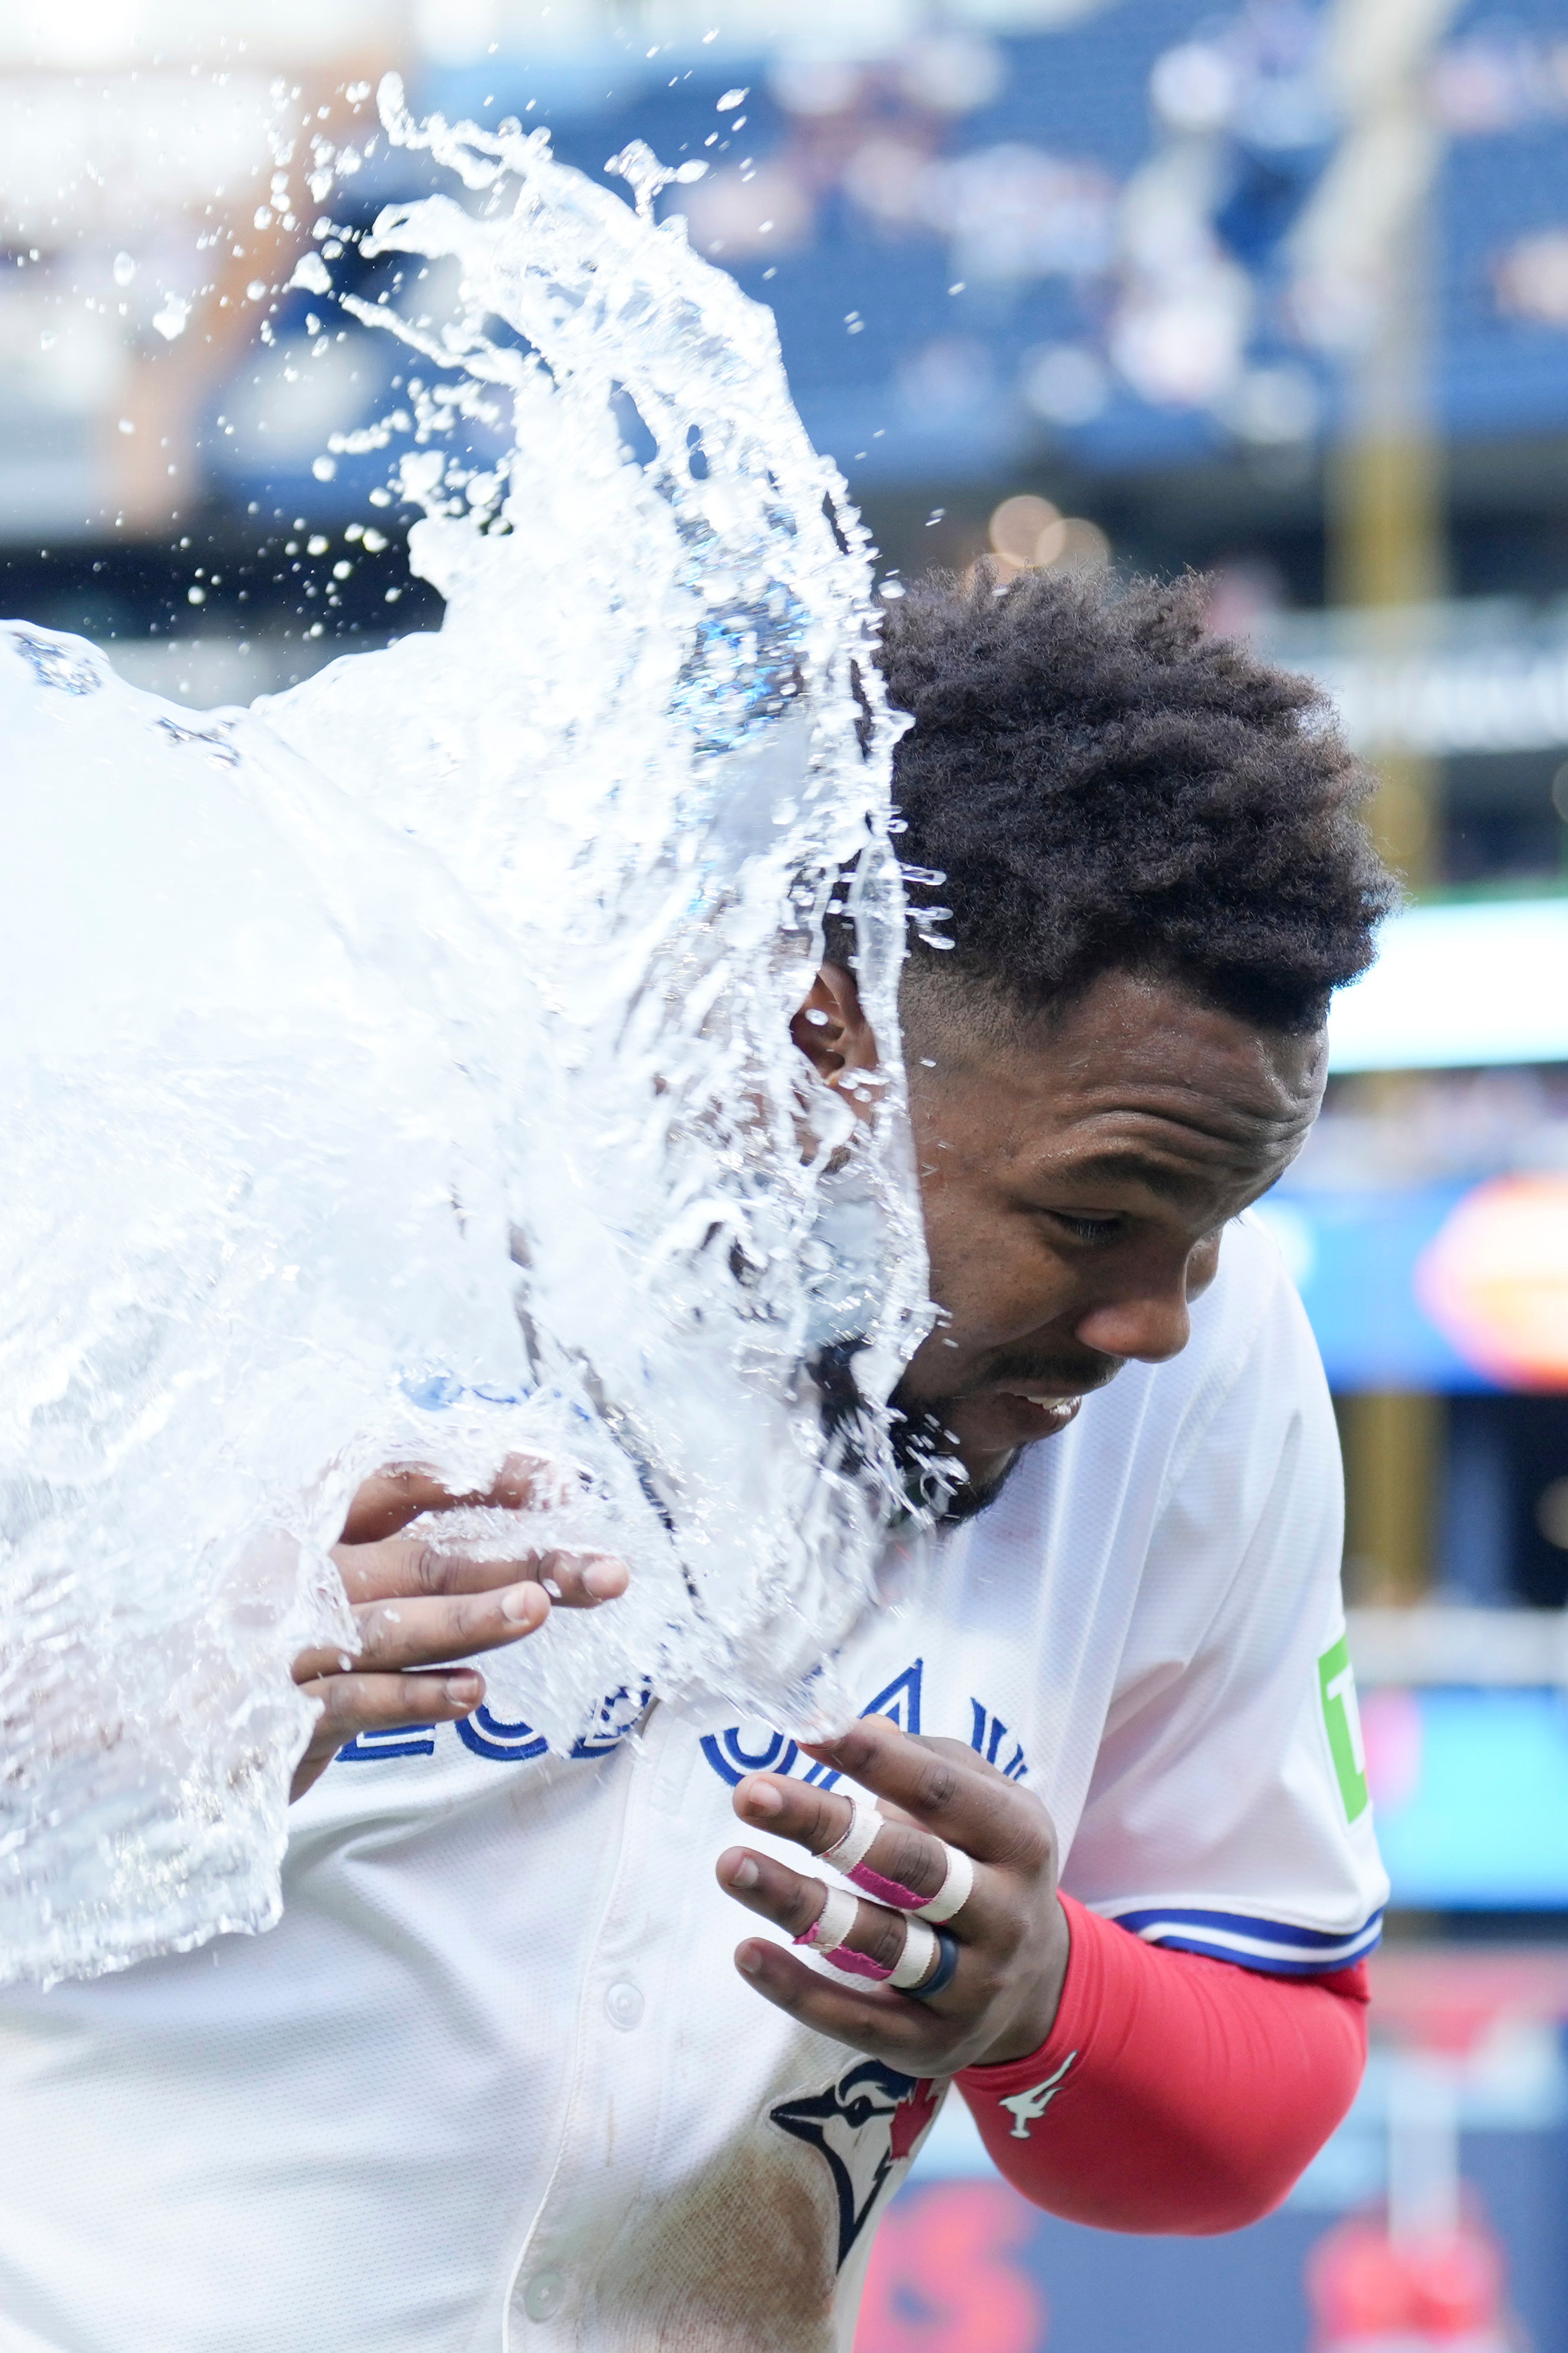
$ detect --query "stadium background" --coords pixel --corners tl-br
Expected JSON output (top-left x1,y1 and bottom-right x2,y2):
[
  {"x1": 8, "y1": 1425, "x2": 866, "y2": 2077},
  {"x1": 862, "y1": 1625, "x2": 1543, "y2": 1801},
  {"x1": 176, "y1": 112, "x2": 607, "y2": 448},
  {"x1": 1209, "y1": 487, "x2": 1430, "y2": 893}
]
[{"x1": 4, "y1": 0, "x2": 1568, "y2": 2342}]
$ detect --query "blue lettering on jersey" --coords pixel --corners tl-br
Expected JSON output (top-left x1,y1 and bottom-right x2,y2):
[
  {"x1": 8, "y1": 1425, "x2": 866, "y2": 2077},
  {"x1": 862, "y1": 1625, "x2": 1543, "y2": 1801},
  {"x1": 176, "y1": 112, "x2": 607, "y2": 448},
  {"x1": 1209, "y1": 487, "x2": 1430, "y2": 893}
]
[
  {"x1": 338, "y1": 1722, "x2": 438, "y2": 1760},
  {"x1": 699, "y1": 1662, "x2": 923, "y2": 1789},
  {"x1": 336, "y1": 1660, "x2": 1029, "y2": 1791},
  {"x1": 698, "y1": 1724, "x2": 803, "y2": 1785},
  {"x1": 399, "y1": 1373, "x2": 530, "y2": 1410},
  {"x1": 456, "y1": 1704, "x2": 549, "y2": 1762},
  {"x1": 569, "y1": 1682, "x2": 652, "y2": 1758},
  {"x1": 332, "y1": 1681, "x2": 646, "y2": 1771},
  {"x1": 968, "y1": 1699, "x2": 1029, "y2": 1781}
]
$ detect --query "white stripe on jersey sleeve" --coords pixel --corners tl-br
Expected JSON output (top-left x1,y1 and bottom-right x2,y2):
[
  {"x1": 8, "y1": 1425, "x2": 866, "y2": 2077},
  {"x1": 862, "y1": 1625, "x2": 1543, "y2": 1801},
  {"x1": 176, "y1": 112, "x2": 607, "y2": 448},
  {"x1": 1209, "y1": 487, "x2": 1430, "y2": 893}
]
[{"x1": 1089, "y1": 1900, "x2": 1384, "y2": 1976}]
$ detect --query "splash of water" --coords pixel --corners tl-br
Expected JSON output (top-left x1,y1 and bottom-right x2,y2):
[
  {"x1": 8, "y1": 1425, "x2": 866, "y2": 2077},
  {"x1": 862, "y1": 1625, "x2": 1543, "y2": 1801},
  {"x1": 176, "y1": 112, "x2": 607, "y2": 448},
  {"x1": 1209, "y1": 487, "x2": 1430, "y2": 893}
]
[{"x1": 0, "y1": 85, "x2": 931, "y2": 1986}]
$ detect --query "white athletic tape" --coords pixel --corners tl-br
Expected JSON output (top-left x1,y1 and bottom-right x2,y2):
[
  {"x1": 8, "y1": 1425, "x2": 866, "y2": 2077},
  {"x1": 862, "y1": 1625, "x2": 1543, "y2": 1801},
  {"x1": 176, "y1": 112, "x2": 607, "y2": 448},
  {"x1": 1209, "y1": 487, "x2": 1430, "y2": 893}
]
[
  {"x1": 916, "y1": 1842, "x2": 975, "y2": 1925},
  {"x1": 820, "y1": 1795, "x2": 881, "y2": 1876},
  {"x1": 890, "y1": 1916, "x2": 938, "y2": 1992},
  {"x1": 795, "y1": 1881, "x2": 858, "y2": 1954}
]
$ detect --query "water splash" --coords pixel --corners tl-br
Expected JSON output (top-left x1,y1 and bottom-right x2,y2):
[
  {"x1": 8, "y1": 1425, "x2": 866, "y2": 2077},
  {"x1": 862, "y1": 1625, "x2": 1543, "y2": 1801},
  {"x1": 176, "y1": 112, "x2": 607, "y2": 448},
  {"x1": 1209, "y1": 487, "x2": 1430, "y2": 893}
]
[{"x1": 0, "y1": 85, "x2": 931, "y2": 1986}]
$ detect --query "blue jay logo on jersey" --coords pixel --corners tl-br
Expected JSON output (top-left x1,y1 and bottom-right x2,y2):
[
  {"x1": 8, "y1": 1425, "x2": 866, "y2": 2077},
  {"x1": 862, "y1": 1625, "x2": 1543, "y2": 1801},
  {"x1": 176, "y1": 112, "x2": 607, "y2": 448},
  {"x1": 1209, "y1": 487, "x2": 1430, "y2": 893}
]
[
  {"x1": 700, "y1": 1663, "x2": 922, "y2": 1790},
  {"x1": 769, "y1": 2061, "x2": 941, "y2": 2268}
]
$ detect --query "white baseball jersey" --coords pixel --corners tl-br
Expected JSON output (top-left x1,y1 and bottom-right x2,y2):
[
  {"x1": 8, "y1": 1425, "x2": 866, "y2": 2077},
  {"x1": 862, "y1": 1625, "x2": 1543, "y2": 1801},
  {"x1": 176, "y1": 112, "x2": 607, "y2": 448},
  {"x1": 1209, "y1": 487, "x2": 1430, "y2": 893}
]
[{"x1": 0, "y1": 1214, "x2": 1385, "y2": 2353}]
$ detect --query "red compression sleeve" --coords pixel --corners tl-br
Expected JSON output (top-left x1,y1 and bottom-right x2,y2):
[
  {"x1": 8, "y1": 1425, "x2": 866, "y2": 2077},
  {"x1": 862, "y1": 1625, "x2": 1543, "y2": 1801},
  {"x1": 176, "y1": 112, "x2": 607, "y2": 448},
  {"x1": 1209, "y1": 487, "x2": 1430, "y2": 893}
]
[{"x1": 956, "y1": 1894, "x2": 1369, "y2": 2235}]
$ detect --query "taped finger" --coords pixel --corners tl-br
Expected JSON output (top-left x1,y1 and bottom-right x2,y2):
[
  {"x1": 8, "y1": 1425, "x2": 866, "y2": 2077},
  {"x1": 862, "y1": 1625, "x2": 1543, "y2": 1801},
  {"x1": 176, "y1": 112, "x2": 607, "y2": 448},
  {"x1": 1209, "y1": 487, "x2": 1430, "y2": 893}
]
[
  {"x1": 820, "y1": 1793, "x2": 976, "y2": 1925},
  {"x1": 792, "y1": 1881, "x2": 942, "y2": 1993}
]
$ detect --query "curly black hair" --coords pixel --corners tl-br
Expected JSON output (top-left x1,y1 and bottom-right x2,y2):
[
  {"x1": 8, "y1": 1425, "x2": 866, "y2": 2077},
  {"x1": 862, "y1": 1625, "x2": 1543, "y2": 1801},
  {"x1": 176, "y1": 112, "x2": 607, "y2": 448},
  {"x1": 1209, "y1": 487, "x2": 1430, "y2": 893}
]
[{"x1": 858, "y1": 565, "x2": 1394, "y2": 1035}]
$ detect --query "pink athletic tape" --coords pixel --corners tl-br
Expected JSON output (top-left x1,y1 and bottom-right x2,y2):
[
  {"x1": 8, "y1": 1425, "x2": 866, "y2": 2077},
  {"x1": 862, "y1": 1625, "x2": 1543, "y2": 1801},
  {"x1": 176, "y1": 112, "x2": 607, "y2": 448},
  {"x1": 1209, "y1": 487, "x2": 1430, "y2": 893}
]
[
  {"x1": 824, "y1": 1943, "x2": 894, "y2": 1981},
  {"x1": 848, "y1": 1861, "x2": 926, "y2": 1911}
]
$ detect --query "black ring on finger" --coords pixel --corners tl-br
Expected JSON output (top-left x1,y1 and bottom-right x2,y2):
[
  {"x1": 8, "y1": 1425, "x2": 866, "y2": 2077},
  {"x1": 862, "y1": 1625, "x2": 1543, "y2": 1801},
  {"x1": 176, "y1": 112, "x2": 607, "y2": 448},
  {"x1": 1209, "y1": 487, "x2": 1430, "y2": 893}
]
[{"x1": 907, "y1": 1925, "x2": 960, "y2": 2002}]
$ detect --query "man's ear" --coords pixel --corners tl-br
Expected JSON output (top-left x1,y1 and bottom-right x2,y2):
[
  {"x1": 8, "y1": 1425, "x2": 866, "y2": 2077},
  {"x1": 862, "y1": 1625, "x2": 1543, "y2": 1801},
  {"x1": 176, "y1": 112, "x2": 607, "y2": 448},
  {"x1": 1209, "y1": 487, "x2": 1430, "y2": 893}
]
[{"x1": 791, "y1": 961, "x2": 881, "y2": 1115}]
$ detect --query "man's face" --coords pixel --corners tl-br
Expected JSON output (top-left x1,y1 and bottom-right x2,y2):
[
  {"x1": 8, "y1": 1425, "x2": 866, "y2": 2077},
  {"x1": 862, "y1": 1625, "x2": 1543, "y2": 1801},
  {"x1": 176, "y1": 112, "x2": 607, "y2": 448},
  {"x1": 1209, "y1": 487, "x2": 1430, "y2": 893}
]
[{"x1": 795, "y1": 963, "x2": 1327, "y2": 1515}]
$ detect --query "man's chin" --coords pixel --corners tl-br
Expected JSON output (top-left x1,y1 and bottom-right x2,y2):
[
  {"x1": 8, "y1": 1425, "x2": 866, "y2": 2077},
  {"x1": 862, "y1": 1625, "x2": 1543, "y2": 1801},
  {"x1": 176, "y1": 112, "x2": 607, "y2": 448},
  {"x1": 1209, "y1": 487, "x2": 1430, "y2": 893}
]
[{"x1": 889, "y1": 1391, "x2": 1082, "y2": 1523}]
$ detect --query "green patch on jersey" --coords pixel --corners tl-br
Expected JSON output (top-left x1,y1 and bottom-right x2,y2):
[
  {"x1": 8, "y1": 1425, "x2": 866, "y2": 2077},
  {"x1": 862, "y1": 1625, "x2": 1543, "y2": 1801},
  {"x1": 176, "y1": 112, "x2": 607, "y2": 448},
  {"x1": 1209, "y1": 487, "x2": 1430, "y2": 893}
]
[{"x1": 1318, "y1": 1633, "x2": 1370, "y2": 1824}]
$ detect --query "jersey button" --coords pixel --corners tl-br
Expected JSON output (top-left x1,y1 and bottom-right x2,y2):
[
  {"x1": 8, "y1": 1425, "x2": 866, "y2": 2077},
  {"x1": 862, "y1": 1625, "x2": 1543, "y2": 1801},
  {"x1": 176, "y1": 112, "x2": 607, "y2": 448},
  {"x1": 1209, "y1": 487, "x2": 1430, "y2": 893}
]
[
  {"x1": 522, "y1": 2269, "x2": 566, "y2": 2322},
  {"x1": 605, "y1": 1979, "x2": 645, "y2": 2030}
]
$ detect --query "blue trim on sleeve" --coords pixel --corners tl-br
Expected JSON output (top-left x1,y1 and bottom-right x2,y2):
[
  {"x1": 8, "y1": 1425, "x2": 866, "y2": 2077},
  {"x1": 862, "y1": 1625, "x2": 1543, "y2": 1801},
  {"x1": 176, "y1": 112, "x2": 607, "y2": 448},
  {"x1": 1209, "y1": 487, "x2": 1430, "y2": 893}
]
[{"x1": 1100, "y1": 1903, "x2": 1384, "y2": 1976}]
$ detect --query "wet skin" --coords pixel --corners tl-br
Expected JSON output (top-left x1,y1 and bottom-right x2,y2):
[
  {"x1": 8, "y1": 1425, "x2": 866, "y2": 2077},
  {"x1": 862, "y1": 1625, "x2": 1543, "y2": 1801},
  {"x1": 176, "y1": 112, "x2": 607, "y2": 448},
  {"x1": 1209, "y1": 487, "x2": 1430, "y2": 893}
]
[{"x1": 793, "y1": 959, "x2": 1327, "y2": 1506}]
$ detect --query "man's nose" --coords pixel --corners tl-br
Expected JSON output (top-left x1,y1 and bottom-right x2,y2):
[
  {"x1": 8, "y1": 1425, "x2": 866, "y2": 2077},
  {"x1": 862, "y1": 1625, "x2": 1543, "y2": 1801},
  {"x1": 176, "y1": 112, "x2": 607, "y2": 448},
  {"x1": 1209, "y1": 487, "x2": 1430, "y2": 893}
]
[{"x1": 1074, "y1": 1279, "x2": 1192, "y2": 1367}]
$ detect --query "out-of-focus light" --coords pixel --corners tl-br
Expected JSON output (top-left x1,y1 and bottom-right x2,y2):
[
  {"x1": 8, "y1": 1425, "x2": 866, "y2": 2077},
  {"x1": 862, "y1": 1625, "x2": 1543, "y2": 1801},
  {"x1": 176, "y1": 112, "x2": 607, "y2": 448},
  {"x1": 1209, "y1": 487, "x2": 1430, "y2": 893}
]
[
  {"x1": 413, "y1": 0, "x2": 500, "y2": 67},
  {"x1": 769, "y1": 57, "x2": 863, "y2": 117},
  {"x1": 1020, "y1": 341, "x2": 1107, "y2": 425},
  {"x1": 1494, "y1": 230, "x2": 1568, "y2": 327},
  {"x1": 1432, "y1": 38, "x2": 1528, "y2": 134},
  {"x1": 1048, "y1": 517, "x2": 1110, "y2": 575},
  {"x1": 1, "y1": 0, "x2": 145, "y2": 68},
  {"x1": 0, "y1": 75, "x2": 273, "y2": 236},
  {"x1": 1537, "y1": 1476, "x2": 1568, "y2": 1550},
  {"x1": 924, "y1": 144, "x2": 1117, "y2": 285},
  {"x1": 1, "y1": 0, "x2": 394, "y2": 68},
  {"x1": 672, "y1": 160, "x2": 813, "y2": 259},
  {"x1": 1149, "y1": 41, "x2": 1238, "y2": 135},
  {"x1": 1110, "y1": 257, "x2": 1249, "y2": 408},
  {"x1": 223, "y1": 339, "x2": 375, "y2": 461},
  {"x1": 986, "y1": 498, "x2": 1109, "y2": 582},
  {"x1": 896, "y1": 34, "x2": 1004, "y2": 116},
  {"x1": 1416, "y1": 1175, "x2": 1568, "y2": 1389},
  {"x1": 1203, "y1": 557, "x2": 1285, "y2": 641},
  {"x1": 1432, "y1": 32, "x2": 1568, "y2": 136},
  {"x1": 842, "y1": 135, "x2": 928, "y2": 225},
  {"x1": 1222, "y1": 363, "x2": 1319, "y2": 446},
  {"x1": 896, "y1": 335, "x2": 991, "y2": 419},
  {"x1": 1328, "y1": 897, "x2": 1568, "y2": 1072},
  {"x1": 988, "y1": 492, "x2": 1058, "y2": 563}
]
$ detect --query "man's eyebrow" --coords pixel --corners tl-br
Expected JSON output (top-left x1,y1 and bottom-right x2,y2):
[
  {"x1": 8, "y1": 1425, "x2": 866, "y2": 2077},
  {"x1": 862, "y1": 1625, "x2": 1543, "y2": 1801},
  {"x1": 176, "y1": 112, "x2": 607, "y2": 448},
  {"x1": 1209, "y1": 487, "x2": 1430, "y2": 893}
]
[{"x1": 1035, "y1": 1150, "x2": 1212, "y2": 1204}]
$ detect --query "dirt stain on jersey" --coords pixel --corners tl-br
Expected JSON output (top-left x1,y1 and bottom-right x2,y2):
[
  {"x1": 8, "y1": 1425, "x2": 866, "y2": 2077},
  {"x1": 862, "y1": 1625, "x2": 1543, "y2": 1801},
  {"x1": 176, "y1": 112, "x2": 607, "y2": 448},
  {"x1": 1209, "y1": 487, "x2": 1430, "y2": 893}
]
[{"x1": 580, "y1": 2127, "x2": 839, "y2": 2352}]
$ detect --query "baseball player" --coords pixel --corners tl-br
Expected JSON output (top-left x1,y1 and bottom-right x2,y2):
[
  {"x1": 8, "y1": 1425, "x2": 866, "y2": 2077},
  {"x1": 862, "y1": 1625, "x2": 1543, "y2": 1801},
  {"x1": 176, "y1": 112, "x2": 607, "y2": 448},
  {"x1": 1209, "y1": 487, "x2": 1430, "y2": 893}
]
[{"x1": 0, "y1": 571, "x2": 1391, "y2": 2351}]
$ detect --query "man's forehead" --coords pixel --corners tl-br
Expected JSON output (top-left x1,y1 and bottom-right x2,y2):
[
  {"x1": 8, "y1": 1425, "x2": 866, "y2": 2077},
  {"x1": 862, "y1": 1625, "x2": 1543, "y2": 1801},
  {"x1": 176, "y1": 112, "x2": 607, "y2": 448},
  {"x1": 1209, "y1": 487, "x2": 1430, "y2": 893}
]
[
  {"x1": 918, "y1": 970, "x2": 1327, "y2": 1165},
  {"x1": 1029, "y1": 1054, "x2": 1325, "y2": 1151},
  {"x1": 1028, "y1": 1126, "x2": 1299, "y2": 1215}
]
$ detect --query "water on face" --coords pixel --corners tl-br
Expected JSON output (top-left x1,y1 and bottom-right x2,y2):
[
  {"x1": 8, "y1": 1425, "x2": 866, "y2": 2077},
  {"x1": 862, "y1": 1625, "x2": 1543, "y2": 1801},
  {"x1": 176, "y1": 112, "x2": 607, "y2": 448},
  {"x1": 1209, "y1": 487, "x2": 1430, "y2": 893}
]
[{"x1": 0, "y1": 83, "x2": 931, "y2": 1987}]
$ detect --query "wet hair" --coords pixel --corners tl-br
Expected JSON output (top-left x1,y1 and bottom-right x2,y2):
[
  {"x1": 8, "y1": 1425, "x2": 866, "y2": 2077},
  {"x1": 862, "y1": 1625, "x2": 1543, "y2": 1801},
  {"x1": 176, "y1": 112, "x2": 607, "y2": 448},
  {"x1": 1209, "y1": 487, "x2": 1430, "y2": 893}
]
[{"x1": 850, "y1": 566, "x2": 1394, "y2": 1036}]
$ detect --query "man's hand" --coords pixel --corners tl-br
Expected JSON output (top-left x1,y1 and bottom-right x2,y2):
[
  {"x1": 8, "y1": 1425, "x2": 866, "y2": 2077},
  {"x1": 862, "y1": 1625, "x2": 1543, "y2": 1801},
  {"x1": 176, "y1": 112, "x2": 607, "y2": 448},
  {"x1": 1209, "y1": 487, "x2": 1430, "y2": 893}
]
[
  {"x1": 717, "y1": 1715, "x2": 1069, "y2": 2073},
  {"x1": 290, "y1": 1458, "x2": 628, "y2": 1801}
]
